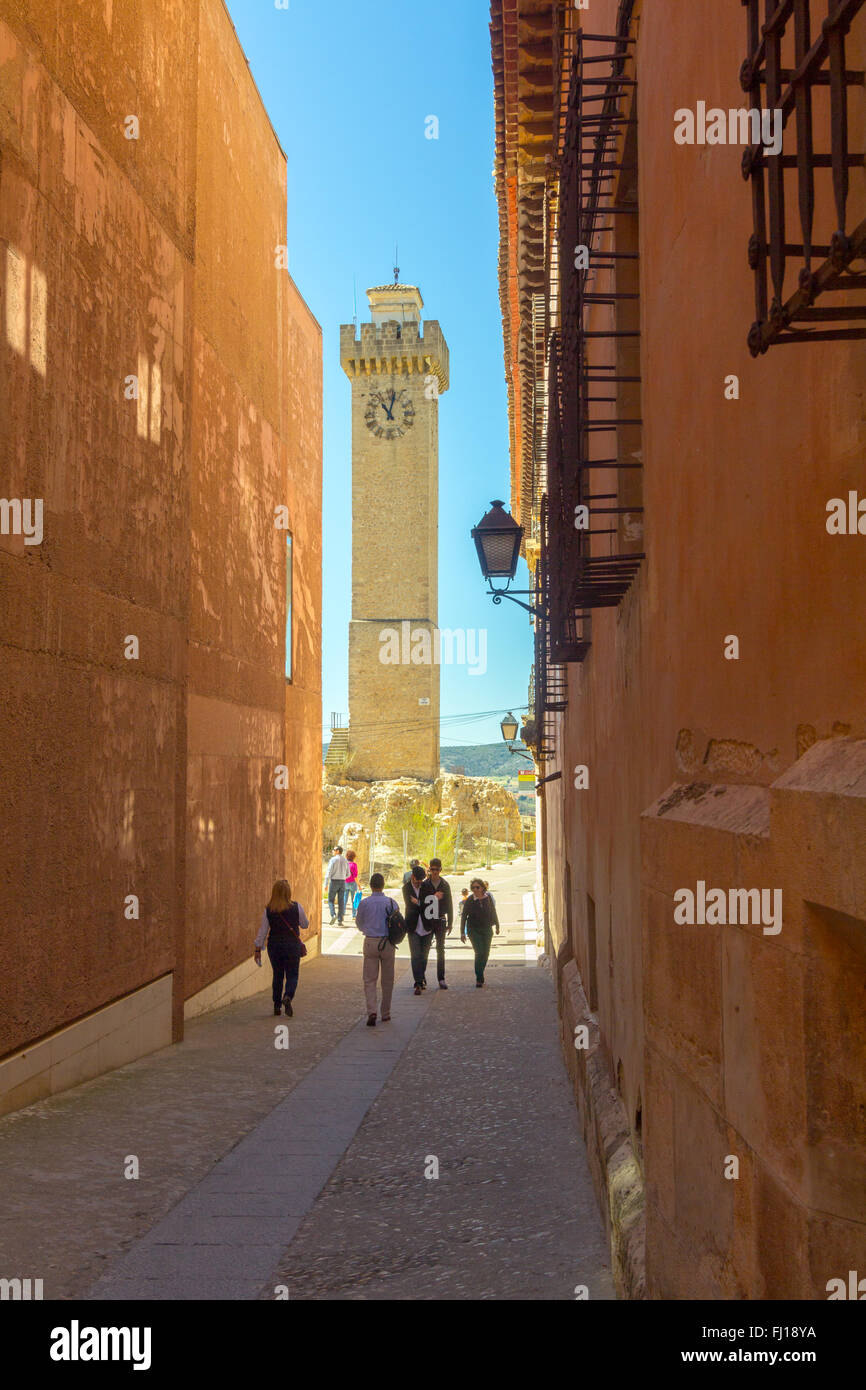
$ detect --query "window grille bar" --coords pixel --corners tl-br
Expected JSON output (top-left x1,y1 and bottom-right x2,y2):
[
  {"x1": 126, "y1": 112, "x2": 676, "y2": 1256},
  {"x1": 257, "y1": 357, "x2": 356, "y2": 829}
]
[
  {"x1": 775, "y1": 153, "x2": 864, "y2": 167},
  {"x1": 765, "y1": 0, "x2": 787, "y2": 312},
  {"x1": 575, "y1": 460, "x2": 643, "y2": 469},
  {"x1": 576, "y1": 32, "x2": 637, "y2": 44},
  {"x1": 772, "y1": 326, "x2": 866, "y2": 340},
  {"x1": 792, "y1": 0, "x2": 815, "y2": 270},
  {"x1": 829, "y1": 17, "x2": 851, "y2": 233},
  {"x1": 777, "y1": 66, "x2": 864, "y2": 80},
  {"x1": 792, "y1": 304, "x2": 866, "y2": 319}
]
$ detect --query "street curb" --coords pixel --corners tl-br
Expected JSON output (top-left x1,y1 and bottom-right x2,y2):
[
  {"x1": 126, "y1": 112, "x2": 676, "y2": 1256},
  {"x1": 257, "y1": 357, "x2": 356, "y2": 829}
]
[{"x1": 555, "y1": 957, "x2": 647, "y2": 1300}]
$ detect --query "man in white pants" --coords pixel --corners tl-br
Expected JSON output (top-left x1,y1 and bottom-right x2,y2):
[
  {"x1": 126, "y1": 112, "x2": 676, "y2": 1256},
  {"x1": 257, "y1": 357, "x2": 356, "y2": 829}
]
[{"x1": 355, "y1": 873, "x2": 400, "y2": 1027}]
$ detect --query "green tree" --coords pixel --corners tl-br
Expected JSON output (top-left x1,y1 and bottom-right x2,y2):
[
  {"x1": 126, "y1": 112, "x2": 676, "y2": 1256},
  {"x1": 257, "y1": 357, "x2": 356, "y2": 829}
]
[{"x1": 381, "y1": 805, "x2": 455, "y2": 866}]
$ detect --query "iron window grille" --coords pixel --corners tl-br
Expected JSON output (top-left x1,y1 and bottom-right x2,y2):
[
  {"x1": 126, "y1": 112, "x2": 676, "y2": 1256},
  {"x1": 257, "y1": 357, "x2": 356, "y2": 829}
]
[
  {"x1": 534, "y1": 513, "x2": 569, "y2": 774},
  {"x1": 551, "y1": 22, "x2": 644, "y2": 617},
  {"x1": 743, "y1": 0, "x2": 866, "y2": 353}
]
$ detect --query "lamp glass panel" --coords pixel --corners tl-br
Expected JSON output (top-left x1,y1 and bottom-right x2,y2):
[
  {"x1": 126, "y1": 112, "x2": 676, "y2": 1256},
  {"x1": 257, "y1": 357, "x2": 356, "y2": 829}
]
[{"x1": 482, "y1": 531, "x2": 520, "y2": 577}]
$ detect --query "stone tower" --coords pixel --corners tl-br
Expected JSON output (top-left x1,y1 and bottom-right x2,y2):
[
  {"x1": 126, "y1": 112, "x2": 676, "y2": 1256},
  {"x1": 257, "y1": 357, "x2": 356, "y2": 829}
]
[{"x1": 340, "y1": 284, "x2": 449, "y2": 782}]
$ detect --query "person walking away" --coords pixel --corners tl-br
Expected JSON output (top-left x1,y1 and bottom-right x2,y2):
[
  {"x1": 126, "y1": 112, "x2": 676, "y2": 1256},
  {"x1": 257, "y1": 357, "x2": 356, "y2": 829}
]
[
  {"x1": 403, "y1": 863, "x2": 432, "y2": 995},
  {"x1": 325, "y1": 845, "x2": 350, "y2": 924},
  {"x1": 345, "y1": 850, "x2": 359, "y2": 920},
  {"x1": 402, "y1": 858, "x2": 423, "y2": 886},
  {"x1": 254, "y1": 879, "x2": 309, "y2": 1015},
  {"x1": 460, "y1": 878, "x2": 500, "y2": 987},
  {"x1": 355, "y1": 873, "x2": 401, "y2": 1026},
  {"x1": 418, "y1": 858, "x2": 454, "y2": 990}
]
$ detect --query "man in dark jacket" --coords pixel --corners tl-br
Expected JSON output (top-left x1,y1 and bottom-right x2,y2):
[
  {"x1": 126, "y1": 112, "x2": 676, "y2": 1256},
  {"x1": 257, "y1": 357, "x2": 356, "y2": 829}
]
[
  {"x1": 403, "y1": 864, "x2": 430, "y2": 995},
  {"x1": 418, "y1": 858, "x2": 454, "y2": 990}
]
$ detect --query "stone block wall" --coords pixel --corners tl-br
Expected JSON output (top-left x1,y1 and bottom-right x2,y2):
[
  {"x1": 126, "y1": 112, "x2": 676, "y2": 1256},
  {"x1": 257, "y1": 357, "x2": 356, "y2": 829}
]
[{"x1": 641, "y1": 743, "x2": 866, "y2": 1298}]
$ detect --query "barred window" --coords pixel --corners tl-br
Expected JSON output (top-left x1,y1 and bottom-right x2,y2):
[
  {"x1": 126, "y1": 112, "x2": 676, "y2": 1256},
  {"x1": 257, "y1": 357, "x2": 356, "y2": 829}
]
[
  {"x1": 550, "y1": 22, "x2": 643, "y2": 635},
  {"x1": 742, "y1": 0, "x2": 866, "y2": 353}
]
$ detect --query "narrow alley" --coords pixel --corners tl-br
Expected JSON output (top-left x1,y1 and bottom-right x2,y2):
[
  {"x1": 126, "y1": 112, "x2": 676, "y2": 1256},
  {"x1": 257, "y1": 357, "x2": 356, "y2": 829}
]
[{"x1": 0, "y1": 865, "x2": 613, "y2": 1302}]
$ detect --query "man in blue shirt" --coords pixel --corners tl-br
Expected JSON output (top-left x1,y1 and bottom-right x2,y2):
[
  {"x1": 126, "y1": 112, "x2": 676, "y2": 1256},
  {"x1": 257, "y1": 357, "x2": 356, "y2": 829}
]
[
  {"x1": 324, "y1": 847, "x2": 350, "y2": 924},
  {"x1": 355, "y1": 873, "x2": 401, "y2": 1026}
]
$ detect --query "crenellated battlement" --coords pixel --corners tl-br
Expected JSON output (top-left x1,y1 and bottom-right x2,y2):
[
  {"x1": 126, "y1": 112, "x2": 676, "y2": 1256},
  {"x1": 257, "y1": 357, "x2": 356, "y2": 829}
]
[{"x1": 340, "y1": 318, "x2": 449, "y2": 392}]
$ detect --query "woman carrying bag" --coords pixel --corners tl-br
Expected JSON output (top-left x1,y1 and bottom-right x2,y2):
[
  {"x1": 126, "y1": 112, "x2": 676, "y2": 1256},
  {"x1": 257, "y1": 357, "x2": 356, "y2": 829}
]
[
  {"x1": 346, "y1": 850, "x2": 360, "y2": 919},
  {"x1": 254, "y1": 879, "x2": 309, "y2": 1016},
  {"x1": 460, "y1": 878, "x2": 500, "y2": 988}
]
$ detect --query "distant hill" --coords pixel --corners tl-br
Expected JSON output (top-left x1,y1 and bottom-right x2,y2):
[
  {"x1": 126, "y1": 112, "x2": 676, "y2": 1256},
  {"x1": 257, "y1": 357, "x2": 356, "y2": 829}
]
[
  {"x1": 321, "y1": 740, "x2": 530, "y2": 781},
  {"x1": 440, "y1": 744, "x2": 530, "y2": 779}
]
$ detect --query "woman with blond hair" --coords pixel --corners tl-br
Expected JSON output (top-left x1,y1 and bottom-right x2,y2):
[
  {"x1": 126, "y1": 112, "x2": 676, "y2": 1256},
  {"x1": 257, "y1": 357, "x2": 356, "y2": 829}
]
[
  {"x1": 254, "y1": 879, "x2": 309, "y2": 1016},
  {"x1": 460, "y1": 878, "x2": 500, "y2": 987}
]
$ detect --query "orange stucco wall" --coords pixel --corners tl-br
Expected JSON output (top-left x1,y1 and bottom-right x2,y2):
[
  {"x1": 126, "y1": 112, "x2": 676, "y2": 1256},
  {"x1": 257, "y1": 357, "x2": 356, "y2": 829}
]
[
  {"x1": 542, "y1": 0, "x2": 866, "y2": 1296},
  {"x1": 0, "y1": 0, "x2": 321, "y2": 1058},
  {"x1": 183, "y1": 0, "x2": 322, "y2": 1003}
]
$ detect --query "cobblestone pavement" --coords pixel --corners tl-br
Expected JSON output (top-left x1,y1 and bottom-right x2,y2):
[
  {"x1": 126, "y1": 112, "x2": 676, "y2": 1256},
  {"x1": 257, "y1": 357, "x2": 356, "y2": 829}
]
[
  {"x1": 265, "y1": 960, "x2": 615, "y2": 1301},
  {"x1": 0, "y1": 872, "x2": 614, "y2": 1301}
]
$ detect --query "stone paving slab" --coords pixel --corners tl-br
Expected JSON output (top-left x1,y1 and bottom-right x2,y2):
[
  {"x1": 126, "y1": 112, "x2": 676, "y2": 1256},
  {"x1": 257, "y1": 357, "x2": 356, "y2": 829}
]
[
  {"x1": 90, "y1": 997, "x2": 436, "y2": 1299},
  {"x1": 0, "y1": 955, "x2": 370, "y2": 1299}
]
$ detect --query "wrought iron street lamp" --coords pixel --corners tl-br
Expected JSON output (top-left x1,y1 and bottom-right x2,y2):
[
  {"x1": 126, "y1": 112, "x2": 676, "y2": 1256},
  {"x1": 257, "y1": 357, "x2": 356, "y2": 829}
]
[
  {"x1": 500, "y1": 711, "x2": 519, "y2": 745},
  {"x1": 471, "y1": 500, "x2": 541, "y2": 616},
  {"x1": 500, "y1": 709, "x2": 533, "y2": 764}
]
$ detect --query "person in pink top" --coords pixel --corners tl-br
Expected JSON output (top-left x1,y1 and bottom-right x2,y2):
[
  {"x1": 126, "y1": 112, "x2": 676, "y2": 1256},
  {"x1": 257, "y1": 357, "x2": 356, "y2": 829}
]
[{"x1": 345, "y1": 850, "x2": 360, "y2": 920}]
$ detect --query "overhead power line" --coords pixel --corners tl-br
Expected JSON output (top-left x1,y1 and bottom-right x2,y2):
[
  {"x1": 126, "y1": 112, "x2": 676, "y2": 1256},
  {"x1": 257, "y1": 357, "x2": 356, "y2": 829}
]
[{"x1": 322, "y1": 704, "x2": 528, "y2": 736}]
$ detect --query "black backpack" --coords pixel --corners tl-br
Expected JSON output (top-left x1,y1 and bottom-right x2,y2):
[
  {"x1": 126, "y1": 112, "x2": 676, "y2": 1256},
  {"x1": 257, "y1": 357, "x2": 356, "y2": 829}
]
[{"x1": 380, "y1": 899, "x2": 407, "y2": 949}]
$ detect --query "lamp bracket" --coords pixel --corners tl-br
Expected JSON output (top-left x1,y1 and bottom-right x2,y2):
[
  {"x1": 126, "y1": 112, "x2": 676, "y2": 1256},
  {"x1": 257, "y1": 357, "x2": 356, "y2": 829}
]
[
  {"x1": 504, "y1": 741, "x2": 535, "y2": 763},
  {"x1": 486, "y1": 580, "x2": 545, "y2": 617}
]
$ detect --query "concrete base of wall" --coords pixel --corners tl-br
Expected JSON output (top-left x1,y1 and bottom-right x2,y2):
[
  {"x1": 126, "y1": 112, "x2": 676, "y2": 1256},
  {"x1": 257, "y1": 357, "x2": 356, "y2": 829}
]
[
  {"x1": 183, "y1": 935, "x2": 322, "y2": 1022},
  {"x1": 556, "y1": 957, "x2": 647, "y2": 1300},
  {"x1": 0, "y1": 976, "x2": 173, "y2": 1118}
]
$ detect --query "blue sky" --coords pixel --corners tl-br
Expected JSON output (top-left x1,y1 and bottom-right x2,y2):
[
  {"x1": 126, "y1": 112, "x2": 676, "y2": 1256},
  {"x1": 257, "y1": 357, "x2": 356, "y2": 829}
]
[{"x1": 226, "y1": 0, "x2": 533, "y2": 746}]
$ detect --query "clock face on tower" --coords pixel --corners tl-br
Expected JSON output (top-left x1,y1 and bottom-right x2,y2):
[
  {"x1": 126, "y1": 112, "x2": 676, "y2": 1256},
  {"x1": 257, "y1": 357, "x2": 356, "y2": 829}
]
[{"x1": 364, "y1": 386, "x2": 415, "y2": 439}]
